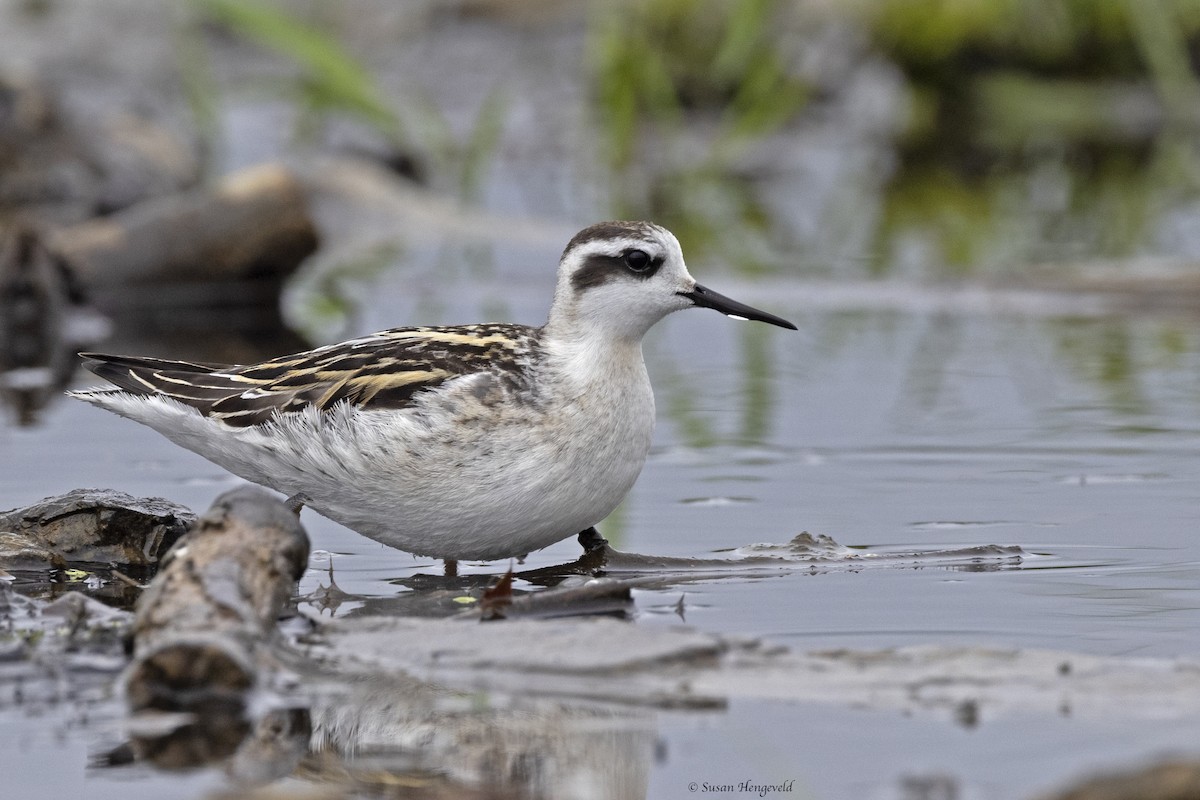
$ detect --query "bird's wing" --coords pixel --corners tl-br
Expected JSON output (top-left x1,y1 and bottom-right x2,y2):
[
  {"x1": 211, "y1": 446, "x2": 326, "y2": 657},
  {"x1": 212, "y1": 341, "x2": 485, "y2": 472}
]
[{"x1": 80, "y1": 324, "x2": 539, "y2": 427}]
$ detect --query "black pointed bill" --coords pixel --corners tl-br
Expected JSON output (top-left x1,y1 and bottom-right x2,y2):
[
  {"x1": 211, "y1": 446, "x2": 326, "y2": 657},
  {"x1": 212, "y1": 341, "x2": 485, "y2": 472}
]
[{"x1": 679, "y1": 283, "x2": 797, "y2": 330}]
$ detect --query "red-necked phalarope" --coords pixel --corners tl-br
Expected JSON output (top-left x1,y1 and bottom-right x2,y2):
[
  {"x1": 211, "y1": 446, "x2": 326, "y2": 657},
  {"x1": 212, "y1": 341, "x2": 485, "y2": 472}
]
[{"x1": 69, "y1": 221, "x2": 796, "y2": 562}]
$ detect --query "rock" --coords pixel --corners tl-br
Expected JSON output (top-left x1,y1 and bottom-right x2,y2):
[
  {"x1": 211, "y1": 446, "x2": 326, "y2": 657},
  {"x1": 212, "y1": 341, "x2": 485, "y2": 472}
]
[
  {"x1": 0, "y1": 488, "x2": 194, "y2": 567},
  {"x1": 0, "y1": 531, "x2": 64, "y2": 569}
]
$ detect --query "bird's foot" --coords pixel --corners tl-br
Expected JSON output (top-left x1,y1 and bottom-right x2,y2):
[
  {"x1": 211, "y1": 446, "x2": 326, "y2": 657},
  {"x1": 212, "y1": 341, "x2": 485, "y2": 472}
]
[{"x1": 577, "y1": 527, "x2": 608, "y2": 553}]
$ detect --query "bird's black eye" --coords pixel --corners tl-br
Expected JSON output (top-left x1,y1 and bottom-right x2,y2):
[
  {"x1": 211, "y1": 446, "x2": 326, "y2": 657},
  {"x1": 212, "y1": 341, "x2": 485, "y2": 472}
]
[{"x1": 624, "y1": 249, "x2": 652, "y2": 273}]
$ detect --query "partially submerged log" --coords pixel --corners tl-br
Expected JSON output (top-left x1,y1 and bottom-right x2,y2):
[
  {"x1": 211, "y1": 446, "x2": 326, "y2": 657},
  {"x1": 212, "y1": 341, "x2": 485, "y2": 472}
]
[
  {"x1": 51, "y1": 164, "x2": 319, "y2": 295},
  {"x1": 124, "y1": 486, "x2": 309, "y2": 714}
]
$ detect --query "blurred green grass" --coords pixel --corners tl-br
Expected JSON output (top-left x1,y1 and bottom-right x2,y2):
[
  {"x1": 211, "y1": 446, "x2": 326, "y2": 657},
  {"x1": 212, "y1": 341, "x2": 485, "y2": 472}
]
[{"x1": 175, "y1": 0, "x2": 1200, "y2": 280}]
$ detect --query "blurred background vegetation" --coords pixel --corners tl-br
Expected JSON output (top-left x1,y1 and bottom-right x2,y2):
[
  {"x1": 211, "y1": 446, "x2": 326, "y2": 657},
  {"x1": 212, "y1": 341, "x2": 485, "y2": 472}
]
[
  {"x1": 172, "y1": 0, "x2": 1200, "y2": 279},
  {"x1": 7, "y1": 0, "x2": 1200, "y2": 284}
]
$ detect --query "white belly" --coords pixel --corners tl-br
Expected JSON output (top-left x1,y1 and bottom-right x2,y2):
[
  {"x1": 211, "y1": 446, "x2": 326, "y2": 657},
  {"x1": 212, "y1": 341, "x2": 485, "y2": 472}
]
[
  {"x1": 308, "y1": 394, "x2": 656, "y2": 559},
  {"x1": 81, "y1": 348, "x2": 658, "y2": 561}
]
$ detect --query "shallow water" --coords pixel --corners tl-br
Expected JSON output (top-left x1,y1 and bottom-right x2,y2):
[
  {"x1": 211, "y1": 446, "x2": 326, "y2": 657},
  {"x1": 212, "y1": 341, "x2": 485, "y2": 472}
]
[
  {"x1": 4, "y1": 269, "x2": 1200, "y2": 797},
  {"x1": 4, "y1": 0, "x2": 1200, "y2": 793}
]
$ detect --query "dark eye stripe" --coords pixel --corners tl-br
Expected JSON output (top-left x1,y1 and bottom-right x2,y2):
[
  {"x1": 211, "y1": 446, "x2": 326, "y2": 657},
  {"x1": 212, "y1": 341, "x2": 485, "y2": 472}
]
[{"x1": 571, "y1": 252, "x2": 663, "y2": 292}]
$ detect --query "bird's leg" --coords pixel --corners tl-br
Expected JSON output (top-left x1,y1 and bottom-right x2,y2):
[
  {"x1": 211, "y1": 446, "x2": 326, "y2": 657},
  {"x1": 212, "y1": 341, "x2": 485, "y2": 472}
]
[
  {"x1": 284, "y1": 492, "x2": 313, "y2": 516},
  {"x1": 444, "y1": 559, "x2": 458, "y2": 577},
  {"x1": 577, "y1": 526, "x2": 608, "y2": 553}
]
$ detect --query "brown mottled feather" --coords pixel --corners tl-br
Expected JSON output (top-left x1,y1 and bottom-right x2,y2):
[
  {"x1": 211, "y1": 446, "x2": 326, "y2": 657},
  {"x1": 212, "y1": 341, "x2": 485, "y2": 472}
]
[{"x1": 80, "y1": 324, "x2": 539, "y2": 427}]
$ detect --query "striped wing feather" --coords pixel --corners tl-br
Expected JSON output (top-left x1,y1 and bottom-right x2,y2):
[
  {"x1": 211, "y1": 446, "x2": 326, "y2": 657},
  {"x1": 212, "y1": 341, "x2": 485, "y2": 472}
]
[{"x1": 81, "y1": 324, "x2": 537, "y2": 427}]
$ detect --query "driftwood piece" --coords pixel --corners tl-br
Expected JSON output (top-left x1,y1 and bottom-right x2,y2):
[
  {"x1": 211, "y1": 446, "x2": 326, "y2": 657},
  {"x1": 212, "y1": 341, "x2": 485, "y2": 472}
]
[
  {"x1": 124, "y1": 486, "x2": 309, "y2": 714},
  {"x1": 50, "y1": 163, "x2": 319, "y2": 290},
  {"x1": 0, "y1": 488, "x2": 194, "y2": 567}
]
